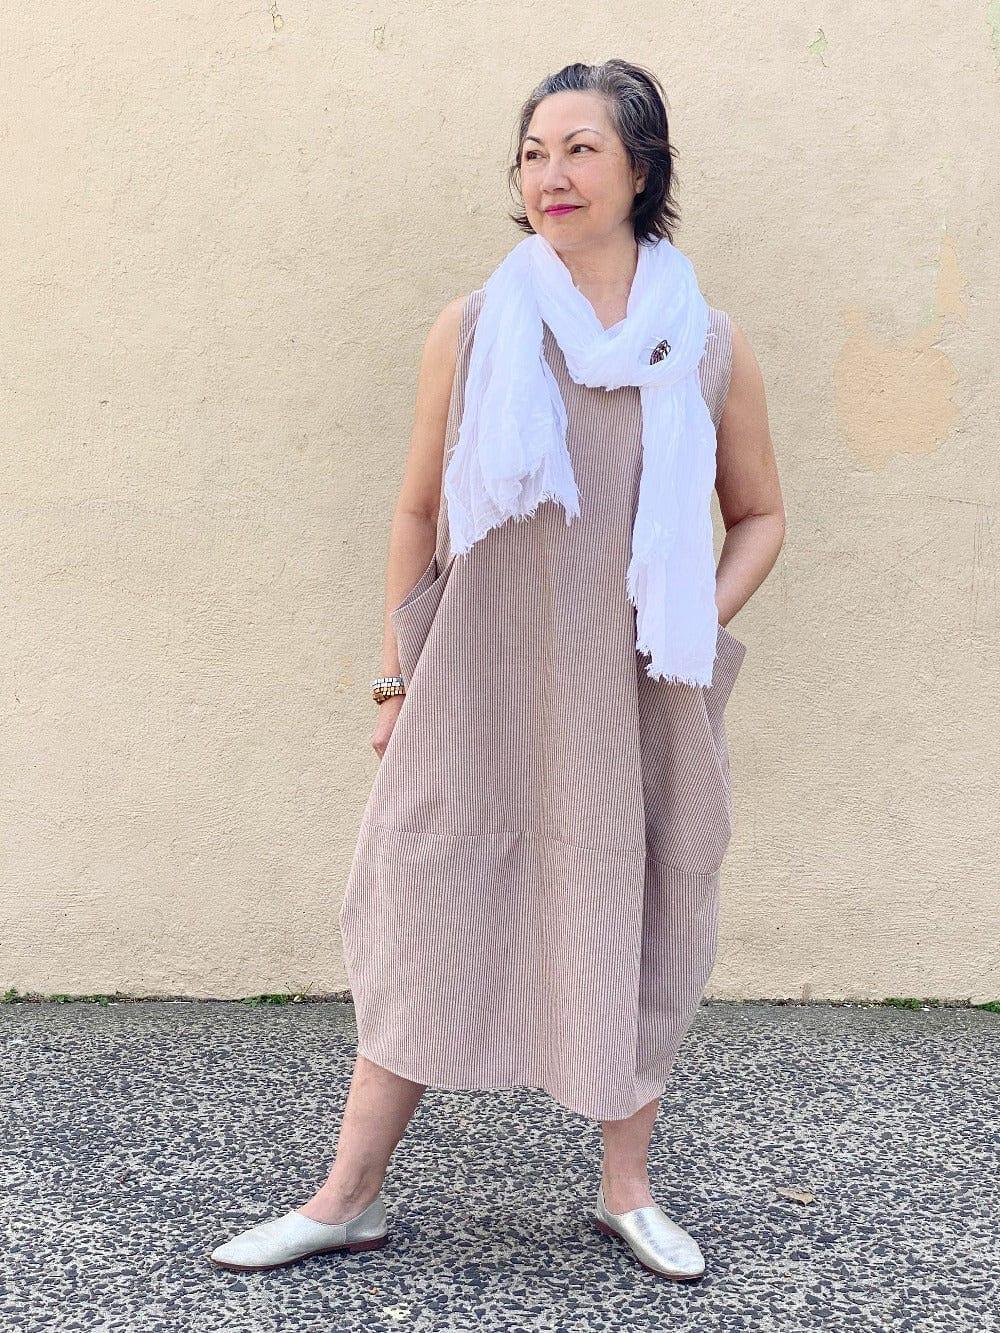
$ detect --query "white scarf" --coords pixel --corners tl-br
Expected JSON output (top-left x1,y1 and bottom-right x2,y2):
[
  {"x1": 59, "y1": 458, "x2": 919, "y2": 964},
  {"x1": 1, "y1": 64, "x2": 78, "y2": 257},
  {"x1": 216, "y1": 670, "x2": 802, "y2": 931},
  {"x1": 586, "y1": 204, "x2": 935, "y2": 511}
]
[{"x1": 443, "y1": 232, "x2": 720, "y2": 687}]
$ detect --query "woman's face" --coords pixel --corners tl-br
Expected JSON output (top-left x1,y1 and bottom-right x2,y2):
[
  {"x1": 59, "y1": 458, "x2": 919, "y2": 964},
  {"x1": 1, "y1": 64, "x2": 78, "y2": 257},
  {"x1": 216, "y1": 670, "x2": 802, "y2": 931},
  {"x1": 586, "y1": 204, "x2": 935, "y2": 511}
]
[{"x1": 518, "y1": 90, "x2": 645, "y2": 251}]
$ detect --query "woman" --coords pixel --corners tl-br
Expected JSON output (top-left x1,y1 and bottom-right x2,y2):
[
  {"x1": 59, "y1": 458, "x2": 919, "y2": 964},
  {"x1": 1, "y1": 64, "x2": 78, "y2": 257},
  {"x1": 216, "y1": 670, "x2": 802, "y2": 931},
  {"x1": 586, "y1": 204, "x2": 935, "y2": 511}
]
[{"x1": 211, "y1": 58, "x2": 785, "y2": 1282}]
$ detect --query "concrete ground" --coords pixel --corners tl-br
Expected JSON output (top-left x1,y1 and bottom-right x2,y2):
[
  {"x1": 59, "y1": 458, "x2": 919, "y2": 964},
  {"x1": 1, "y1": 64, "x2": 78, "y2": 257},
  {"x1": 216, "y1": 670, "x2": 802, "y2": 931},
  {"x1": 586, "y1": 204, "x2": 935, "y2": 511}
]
[{"x1": 2, "y1": 998, "x2": 997, "y2": 1333}]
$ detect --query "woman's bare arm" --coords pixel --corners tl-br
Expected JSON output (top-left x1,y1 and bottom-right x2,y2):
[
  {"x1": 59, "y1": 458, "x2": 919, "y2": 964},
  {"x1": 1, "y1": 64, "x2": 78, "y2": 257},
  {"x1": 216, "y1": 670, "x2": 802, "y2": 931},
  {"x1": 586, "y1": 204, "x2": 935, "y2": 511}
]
[
  {"x1": 378, "y1": 293, "x2": 467, "y2": 679},
  {"x1": 713, "y1": 319, "x2": 786, "y2": 629}
]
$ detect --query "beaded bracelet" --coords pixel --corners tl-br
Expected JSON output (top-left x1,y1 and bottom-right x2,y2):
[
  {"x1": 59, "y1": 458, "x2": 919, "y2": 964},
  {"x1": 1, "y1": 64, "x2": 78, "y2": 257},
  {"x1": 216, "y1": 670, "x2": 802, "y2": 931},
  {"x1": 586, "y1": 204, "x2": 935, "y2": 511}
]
[{"x1": 371, "y1": 674, "x2": 405, "y2": 704}]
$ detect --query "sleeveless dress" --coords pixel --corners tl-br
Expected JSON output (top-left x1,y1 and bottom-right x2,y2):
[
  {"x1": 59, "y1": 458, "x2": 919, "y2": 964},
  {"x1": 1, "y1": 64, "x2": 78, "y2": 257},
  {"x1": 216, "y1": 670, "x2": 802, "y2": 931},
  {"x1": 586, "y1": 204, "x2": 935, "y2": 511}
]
[{"x1": 338, "y1": 287, "x2": 748, "y2": 1122}]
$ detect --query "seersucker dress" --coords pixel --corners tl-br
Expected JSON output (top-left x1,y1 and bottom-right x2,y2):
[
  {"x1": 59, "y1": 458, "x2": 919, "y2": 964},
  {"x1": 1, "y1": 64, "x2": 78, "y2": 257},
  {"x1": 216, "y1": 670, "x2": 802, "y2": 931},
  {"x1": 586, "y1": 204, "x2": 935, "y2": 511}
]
[{"x1": 338, "y1": 286, "x2": 748, "y2": 1122}]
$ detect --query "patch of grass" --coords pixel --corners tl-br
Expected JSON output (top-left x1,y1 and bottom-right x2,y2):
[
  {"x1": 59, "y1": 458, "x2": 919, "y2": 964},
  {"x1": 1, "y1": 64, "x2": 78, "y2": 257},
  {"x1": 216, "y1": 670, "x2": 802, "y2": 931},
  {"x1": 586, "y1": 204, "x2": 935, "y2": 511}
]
[
  {"x1": 704, "y1": 996, "x2": 997, "y2": 1011},
  {"x1": 241, "y1": 990, "x2": 314, "y2": 1007},
  {"x1": 1, "y1": 988, "x2": 139, "y2": 1005}
]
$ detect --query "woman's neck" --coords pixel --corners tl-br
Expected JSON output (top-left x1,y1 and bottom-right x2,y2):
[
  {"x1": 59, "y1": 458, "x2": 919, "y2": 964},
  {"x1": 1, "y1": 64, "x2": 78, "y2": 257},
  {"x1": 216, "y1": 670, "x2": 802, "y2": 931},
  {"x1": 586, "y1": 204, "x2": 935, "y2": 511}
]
[{"x1": 556, "y1": 234, "x2": 640, "y2": 329}]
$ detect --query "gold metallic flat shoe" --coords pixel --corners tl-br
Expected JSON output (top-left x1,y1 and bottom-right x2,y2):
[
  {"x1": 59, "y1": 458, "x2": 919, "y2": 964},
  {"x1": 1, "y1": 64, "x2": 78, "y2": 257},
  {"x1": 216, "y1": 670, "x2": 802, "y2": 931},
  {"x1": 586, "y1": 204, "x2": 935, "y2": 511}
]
[
  {"x1": 209, "y1": 1196, "x2": 389, "y2": 1273},
  {"x1": 592, "y1": 1183, "x2": 706, "y2": 1281}
]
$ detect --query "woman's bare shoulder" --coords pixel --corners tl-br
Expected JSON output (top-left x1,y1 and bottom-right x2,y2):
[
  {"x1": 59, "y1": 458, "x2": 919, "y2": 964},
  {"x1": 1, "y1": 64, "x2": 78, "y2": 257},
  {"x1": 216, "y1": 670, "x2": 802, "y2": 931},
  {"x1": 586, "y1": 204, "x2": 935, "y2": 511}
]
[
  {"x1": 415, "y1": 293, "x2": 475, "y2": 412},
  {"x1": 425, "y1": 290, "x2": 480, "y2": 362}
]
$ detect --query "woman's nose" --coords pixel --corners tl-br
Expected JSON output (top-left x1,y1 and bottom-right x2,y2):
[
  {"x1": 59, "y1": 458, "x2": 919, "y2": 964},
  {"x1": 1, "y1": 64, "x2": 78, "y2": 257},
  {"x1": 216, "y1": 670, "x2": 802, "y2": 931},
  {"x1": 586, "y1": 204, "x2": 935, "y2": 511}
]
[{"x1": 541, "y1": 156, "x2": 571, "y2": 189}]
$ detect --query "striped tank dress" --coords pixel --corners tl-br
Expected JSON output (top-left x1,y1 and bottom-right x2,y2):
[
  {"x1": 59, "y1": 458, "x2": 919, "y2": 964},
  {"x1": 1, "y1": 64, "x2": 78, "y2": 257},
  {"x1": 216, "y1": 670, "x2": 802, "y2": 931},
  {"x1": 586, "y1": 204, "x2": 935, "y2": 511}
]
[{"x1": 338, "y1": 286, "x2": 747, "y2": 1122}]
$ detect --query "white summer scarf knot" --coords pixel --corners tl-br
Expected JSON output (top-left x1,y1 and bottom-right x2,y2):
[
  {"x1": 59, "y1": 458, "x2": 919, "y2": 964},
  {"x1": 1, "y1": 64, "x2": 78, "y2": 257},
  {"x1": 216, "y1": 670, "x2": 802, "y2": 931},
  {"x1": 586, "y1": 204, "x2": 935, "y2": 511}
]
[{"x1": 443, "y1": 231, "x2": 721, "y2": 687}]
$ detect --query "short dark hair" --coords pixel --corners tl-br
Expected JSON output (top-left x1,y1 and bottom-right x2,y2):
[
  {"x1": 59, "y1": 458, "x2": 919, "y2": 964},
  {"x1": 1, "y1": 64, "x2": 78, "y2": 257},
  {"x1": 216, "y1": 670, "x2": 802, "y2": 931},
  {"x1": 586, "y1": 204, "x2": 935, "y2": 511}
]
[{"x1": 506, "y1": 59, "x2": 682, "y2": 245}]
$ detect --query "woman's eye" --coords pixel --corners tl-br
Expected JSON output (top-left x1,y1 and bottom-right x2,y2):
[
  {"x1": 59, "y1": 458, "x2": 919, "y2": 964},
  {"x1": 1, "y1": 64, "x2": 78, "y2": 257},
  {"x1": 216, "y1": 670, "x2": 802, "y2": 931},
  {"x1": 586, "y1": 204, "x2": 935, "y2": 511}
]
[{"x1": 524, "y1": 144, "x2": 591, "y2": 162}]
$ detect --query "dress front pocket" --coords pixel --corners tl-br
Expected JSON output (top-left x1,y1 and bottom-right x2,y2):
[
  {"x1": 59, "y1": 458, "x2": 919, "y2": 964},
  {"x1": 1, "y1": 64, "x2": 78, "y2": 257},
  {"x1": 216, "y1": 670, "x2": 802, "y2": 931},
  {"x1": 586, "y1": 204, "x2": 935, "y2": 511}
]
[
  {"x1": 639, "y1": 621, "x2": 749, "y2": 875},
  {"x1": 390, "y1": 554, "x2": 450, "y2": 685},
  {"x1": 700, "y1": 621, "x2": 748, "y2": 810}
]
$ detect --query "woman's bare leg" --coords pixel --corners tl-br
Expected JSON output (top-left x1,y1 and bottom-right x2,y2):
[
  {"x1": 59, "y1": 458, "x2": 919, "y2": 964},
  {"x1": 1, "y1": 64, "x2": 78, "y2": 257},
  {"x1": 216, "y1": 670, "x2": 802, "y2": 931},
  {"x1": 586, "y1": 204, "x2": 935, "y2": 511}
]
[
  {"x1": 600, "y1": 1096, "x2": 661, "y2": 1213},
  {"x1": 295, "y1": 1054, "x2": 426, "y2": 1223}
]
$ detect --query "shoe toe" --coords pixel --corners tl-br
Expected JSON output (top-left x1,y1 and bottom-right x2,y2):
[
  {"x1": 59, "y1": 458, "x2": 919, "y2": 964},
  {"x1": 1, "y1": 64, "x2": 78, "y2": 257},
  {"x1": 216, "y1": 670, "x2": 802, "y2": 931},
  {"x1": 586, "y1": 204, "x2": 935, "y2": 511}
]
[
  {"x1": 640, "y1": 1211, "x2": 705, "y2": 1278},
  {"x1": 209, "y1": 1236, "x2": 248, "y2": 1265},
  {"x1": 655, "y1": 1213, "x2": 703, "y2": 1265},
  {"x1": 211, "y1": 1212, "x2": 328, "y2": 1268},
  {"x1": 210, "y1": 1216, "x2": 286, "y2": 1267}
]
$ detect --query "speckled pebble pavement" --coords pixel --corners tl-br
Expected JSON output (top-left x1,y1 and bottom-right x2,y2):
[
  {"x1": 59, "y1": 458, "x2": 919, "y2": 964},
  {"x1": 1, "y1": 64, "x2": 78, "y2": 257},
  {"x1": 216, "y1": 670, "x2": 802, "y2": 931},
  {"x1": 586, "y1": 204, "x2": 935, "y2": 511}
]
[{"x1": 2, "y1": 998, "x2": 997, "y2": 1333}]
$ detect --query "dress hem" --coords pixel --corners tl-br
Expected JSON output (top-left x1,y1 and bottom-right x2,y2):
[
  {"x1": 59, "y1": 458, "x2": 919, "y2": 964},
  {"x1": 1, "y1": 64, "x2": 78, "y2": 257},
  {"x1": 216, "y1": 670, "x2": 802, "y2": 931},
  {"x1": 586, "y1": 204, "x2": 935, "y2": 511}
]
[{"x1": 351, "y1": 1036, "x2": 671, "y2": 1124}]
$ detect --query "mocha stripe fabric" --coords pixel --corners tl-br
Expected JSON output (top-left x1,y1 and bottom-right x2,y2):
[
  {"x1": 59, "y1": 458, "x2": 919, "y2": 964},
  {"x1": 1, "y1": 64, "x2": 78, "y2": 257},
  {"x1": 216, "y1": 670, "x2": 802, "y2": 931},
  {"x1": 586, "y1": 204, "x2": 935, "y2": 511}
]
[{"x1": 339, "y1": 287, "x2": 748, "y2": 1121}]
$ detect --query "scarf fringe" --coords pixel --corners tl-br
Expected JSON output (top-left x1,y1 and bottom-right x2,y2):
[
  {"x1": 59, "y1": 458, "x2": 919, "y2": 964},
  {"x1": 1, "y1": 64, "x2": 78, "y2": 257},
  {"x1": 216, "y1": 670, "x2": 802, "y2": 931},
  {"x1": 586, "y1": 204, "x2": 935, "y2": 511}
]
[
  {"x1": 636, "y1": 619, "x2": 715, "y2": 688},
  {"x1": 451, "y1": 488, "x2": 578, "y2": 556},
  {"x1": 638, "y1": 651, "x2": 712, "y2": 689}
]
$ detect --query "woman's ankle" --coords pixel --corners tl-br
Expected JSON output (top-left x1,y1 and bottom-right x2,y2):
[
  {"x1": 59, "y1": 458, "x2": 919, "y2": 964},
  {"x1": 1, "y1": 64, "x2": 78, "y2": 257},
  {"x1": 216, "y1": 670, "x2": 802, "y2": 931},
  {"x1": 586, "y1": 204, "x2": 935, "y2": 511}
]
[
  {"x1": 601, "y1": 1169, "x2": 655, "y2": 1214},
  {"x1": 297, "y1": 1172, "x2": 384, "y2": 1223}
]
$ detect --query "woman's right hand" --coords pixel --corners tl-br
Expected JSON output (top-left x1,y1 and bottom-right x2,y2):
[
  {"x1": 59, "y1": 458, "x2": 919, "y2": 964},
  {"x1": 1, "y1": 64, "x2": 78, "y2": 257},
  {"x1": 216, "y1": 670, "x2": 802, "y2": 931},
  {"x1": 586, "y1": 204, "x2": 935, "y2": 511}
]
[{"x1": 370, "y1": 694, "x2": 405, "y2": 759}]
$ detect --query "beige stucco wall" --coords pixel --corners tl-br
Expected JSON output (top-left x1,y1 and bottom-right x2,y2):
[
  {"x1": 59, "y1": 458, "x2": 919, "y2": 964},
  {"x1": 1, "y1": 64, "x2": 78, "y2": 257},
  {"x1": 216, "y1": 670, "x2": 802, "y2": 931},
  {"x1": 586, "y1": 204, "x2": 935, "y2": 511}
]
[{"x1": 3, "y1": 4, "x2": 998, "y2": 1002}]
